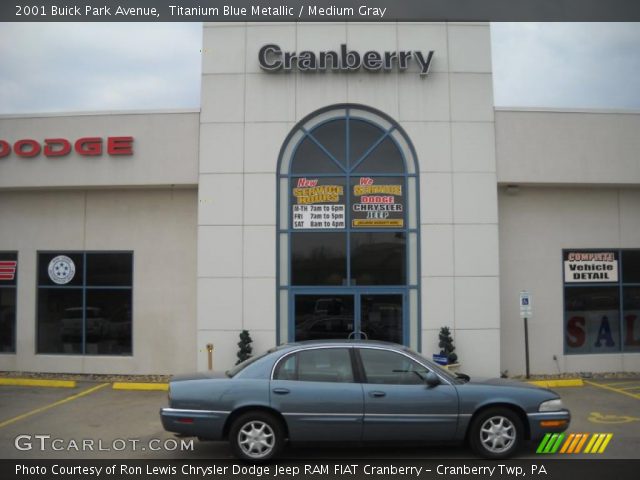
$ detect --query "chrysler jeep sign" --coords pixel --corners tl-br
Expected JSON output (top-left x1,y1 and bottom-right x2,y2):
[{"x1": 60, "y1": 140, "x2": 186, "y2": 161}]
[{"x1": 259, "y1": 44, "x2": 434, "y2": 76}]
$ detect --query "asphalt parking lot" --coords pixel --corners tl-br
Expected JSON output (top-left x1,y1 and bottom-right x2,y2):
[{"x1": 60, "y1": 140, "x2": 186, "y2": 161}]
[{"x1": 0, "y1": 378, "x2": 638, "y2": 459}]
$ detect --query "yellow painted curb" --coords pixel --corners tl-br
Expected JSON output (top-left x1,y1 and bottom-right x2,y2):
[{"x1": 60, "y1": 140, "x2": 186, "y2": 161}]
[
  {"x1": 112, "y1": 382, "x2": 169, "y2": 391},
  {"x1": 0, "y1": 378, "x2": 76, "y2": 388},
  {"x1": 528, "y1": 379, "x2": 584, "y2": 388}
]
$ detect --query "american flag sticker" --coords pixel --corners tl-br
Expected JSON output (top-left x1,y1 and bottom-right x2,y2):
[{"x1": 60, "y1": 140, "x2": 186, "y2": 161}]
[{"x1": 0, "y1": 261, "x2": 17, "y2": 281}]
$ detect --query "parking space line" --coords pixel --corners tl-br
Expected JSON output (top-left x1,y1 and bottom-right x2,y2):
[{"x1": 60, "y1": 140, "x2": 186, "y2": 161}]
[
  {"x1": 584, "y1": 380, "x2": 640, "y2": 400},
  {"x1": 600, "y1": 381, "x2": 640, "y2": 387},
  {"x1": 0, "y1": 383, "x2": 109, "y2": 429}
]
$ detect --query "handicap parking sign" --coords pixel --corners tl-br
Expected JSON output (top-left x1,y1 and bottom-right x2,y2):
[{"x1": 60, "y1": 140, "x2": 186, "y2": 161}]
[{"x1": 519, "y1": 291, "x2": 533, "y2": 318}]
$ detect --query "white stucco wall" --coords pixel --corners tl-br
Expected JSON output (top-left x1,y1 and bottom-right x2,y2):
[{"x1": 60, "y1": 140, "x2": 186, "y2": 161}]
[
  {"x1": 197, "y1": 22, "x2": 501, "y2": 377},
  {"x1": 498, "y1": 186, "x2": 640, "y2": 375},
  {"x1": 0, "y1": 188, "x2": 198, "y2": 375},
  {"x1": 0, "y1": 111, "x2": 199, "y2": 188},
  {"x1": 496, "y1": 109, "x2": 640, "y2": 185}
]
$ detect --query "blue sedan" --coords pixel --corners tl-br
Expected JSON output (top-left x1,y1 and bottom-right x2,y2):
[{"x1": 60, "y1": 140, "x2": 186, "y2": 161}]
[{"x1": 160, "y1": 341, "x2": 570, "y2": 460}]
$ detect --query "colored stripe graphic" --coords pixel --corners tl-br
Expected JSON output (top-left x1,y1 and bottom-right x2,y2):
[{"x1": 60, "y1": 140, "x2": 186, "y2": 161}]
[
  {"x1": 559, "y1": 433, "x2": 574, "y2": 453},
  {"x1": 547, "y1": 433, "x2": 564, "y2": 453},
  {"x1": 585, "y1": 433, "x2": 613, "y2": 454},
  {"x1": 575, "y1": 433, "x2": 589, "y2": 453},
  {"x1": 539, "y1": 433, "x2": 565, "y2": 453},
  {"x1": 537, "y1": 433, "x2": 613, "y2": 454},
  {"x1": 536, "y1": 433, "x2": 552, "y2": 453}
]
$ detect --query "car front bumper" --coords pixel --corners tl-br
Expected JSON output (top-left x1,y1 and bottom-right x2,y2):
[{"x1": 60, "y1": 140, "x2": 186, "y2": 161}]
[{"x1": 527, "y1": 410, "x2": 571, "y2": 439}]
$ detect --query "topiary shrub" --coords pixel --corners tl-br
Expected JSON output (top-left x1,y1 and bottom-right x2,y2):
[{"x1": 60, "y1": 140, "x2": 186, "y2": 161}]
[
  {"x1": 236, "y1": 329, "x2": 253, "y2": 365},
  {"x1": 438, "y1": 326, "x2": 458, "y2": 364}
]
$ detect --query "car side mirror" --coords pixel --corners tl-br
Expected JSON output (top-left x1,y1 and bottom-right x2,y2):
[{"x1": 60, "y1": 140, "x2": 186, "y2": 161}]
[{"x1": 424, "y1": 371, "x2": 441, "y2": 387}]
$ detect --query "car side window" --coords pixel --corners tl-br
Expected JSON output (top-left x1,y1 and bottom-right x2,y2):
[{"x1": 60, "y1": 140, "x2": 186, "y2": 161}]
[
  {"x1": 273, "y1": 354, "x2": 297, "y2": 380},
  {"x1": 274, "y1": 348, "x2": 354, "y2": 383},
  {"x1": 359, "y1": 348, "x2": 428, "y2": 385}
]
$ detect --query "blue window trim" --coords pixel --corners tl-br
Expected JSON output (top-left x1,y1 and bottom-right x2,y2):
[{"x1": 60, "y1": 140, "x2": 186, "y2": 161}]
[
  {"x1": 276, "y1": 104, "x2": 421, "y2": 349},
  {"x1": 35, "y1": 250, "x2": 134, "y2": 356},
  {"x1": 562, "y1": 248, "x2": 640, "y2": 355}
]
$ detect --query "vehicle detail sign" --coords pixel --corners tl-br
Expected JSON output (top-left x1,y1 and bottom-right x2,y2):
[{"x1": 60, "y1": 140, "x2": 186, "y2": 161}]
[
  {"x1": 564, "y1": 251, "x2": 618, "y2": 283},
  {"x1": 292, "y1": 177, "x2": 345, "y2": 229},
  {"x1": 352, "y1": 177, "x2": 404, "y2": 228}
]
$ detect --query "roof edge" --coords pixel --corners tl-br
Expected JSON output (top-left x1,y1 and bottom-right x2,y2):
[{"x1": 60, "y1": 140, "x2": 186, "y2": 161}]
[
  {"x1": 495, "y1": 106, "x2": 640, "y2": 115},
  {"x1": 0, "y1": 108, "x2": 201, "y2": 119}
]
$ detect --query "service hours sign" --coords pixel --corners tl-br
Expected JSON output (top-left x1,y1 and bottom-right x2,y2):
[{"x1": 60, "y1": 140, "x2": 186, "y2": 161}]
[{"x1": 292, "y1": 177, "x2": 346, "y2": 229}]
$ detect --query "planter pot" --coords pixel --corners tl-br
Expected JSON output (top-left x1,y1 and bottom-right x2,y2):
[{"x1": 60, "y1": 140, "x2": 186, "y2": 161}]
[
  {"x1": 444, "y1": 363, "x2": 461, "y2": 372},
  {"x1": 432, "y1": 354, "x2": 448, "y2": 366}
]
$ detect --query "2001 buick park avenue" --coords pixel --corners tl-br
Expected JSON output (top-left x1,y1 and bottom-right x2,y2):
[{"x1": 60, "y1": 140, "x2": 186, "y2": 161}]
[{"x1": 160, "y1": 341, "x2": 570, "y2": 460}]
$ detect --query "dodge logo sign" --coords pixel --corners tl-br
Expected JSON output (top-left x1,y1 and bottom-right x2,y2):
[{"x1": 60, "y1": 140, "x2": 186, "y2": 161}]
[{"x1": 0, "y1": 136, "x2": 134, "y2": 159}]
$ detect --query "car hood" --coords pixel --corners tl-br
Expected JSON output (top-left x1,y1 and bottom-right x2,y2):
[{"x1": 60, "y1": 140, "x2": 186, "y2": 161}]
[
  {"x1": 467, "y1": 377, "x2": 545, "y2": 390},
  {"x1": 170, "y1": 371, "x2": 229, "y2": 382}
]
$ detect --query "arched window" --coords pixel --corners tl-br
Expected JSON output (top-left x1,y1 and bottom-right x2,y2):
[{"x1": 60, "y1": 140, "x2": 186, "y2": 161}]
[{"x1": 277, "y1": 105, "x2": 421, "y2": 349}]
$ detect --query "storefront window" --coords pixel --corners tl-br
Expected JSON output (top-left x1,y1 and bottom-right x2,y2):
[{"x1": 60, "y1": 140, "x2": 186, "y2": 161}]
[
  {"x1": 37, "y1": 251, "x2": 133, "y2": 355},
  {"x1": 623, "y1": 286, "x2": 640, "y2": 353},
  {"x1": 0, "y1": 252, "x2": 18, "y2": 353},
  {"x1": 277, "y1": 105, "x2": 420, "y2": 348},
  {"x1": 564, "y1": 250, "x2": 640, "y2": 354},
  {"x1": 291, "y1": 233, "x2": 347, "y2": 285},
  {"x1": 351, "y1": 232, "x2": 406, "y2": 285}
]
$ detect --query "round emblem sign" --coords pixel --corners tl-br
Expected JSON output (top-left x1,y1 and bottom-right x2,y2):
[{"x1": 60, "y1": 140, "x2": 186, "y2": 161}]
[{"x1": 48, "y1": 255, "x2": 76, "y2": 285}]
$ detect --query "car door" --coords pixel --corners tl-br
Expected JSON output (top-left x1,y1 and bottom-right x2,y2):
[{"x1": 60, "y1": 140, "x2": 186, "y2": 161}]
[
  {"x1": 358, "y1": 347, "x2": 459, "y2": 442},
  {"x1": 269, "y1": 347, "x2": 364, "y2": 442}
]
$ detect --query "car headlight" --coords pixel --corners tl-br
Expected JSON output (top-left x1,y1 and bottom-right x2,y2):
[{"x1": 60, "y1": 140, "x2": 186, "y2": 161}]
[{"x1": 539, "y1": 398, "x2": 564, "y2": 412}]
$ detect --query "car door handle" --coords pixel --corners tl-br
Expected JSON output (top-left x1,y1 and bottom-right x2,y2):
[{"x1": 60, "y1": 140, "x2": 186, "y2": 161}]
[
  {"x1": 272, "y1": 388, "x2": 290, "y2": 395},
  {"x1": 369, "y1": 391, "x2": 386, "y2": 398}
]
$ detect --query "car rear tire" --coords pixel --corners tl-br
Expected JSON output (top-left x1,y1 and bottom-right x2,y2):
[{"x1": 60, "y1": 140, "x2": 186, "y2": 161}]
[
  {"x1": 469, "y1": 408, "x2": 523, "y2": 459},
  {"x1": 229, "y1": 412, "x2": 284, "y2": 461}
]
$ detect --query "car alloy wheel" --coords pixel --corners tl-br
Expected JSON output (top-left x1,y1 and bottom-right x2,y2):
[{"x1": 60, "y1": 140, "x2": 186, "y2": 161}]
[
  {"x1": 479, "y1": 415, "x2": 516, "y2": 454},
  {"x1": 238, "y1": 420, "x2": 275, "y2": 458},
  {"x1": 229, "y1": 412, "x2": 284, "y2": 461},
  {"x1": 469, "y1": 408, "x2": 523, "y2": 459}
]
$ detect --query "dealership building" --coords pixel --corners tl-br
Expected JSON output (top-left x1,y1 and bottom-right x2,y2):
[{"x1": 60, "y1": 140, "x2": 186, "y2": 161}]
[{"x1": 1, "y1": 22, "x2": 639, "y2": 377}]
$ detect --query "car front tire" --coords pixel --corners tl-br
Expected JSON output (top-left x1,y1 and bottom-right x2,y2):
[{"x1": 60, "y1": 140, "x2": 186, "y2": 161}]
[
  {"x1": 229, "y1": 412, "x2": 284, "y2": 461},
  {"x1": 469, "y1": 408, "x2": 523, "y2": 459}
]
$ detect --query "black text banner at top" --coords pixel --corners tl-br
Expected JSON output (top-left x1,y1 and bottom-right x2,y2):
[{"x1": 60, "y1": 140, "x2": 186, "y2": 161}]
[{"x1": 3, "y1": 0, "x2": 640, "y2": 22}]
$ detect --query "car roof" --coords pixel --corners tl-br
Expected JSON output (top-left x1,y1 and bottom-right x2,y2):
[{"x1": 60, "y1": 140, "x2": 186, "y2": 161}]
[{"x1": 278, "y1": 339, "x2": 406, "y2": 350}]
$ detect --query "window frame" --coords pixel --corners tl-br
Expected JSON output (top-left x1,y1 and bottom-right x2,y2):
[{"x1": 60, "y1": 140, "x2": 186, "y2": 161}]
[
  {"x1": 36, "y1": 250, "x2": 134, "y2": 356},
  {"x1": 0, "y1": 251, "x2": 18, "y2": 354},
  {"x1": 357, "y1": 346, "x2": 429, "y2": 385},
  {"x1": 272, "y1": 346, "x2": 360, "y2": 383},
  {"x1": 563, "y1": 248, "x2": 640, "y2": 355},
  {"x1": 276, "y1": 105, "x2": 421, "y2": 349}
]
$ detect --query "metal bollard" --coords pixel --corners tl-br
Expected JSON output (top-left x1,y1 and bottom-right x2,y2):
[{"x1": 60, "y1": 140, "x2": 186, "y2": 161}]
[{"x1": 207, "y1": 343, "x2": 214, "y2": 371}]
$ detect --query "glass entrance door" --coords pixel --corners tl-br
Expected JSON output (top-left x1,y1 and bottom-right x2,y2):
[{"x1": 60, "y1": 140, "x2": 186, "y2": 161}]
[
  {"x1": 360, "y1": 294, "x2": 403, "y2": 344},
  {"x1": 293, "y1": 292, "x2": 404, "y2": 343}
]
